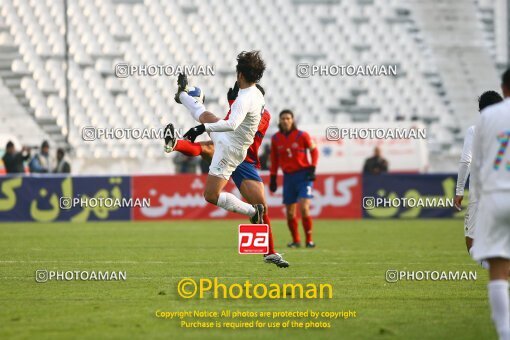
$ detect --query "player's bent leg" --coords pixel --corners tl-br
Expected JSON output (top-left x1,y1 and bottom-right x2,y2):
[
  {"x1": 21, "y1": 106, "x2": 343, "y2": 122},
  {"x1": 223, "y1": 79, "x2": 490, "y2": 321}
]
[
  {"x1": 208, "y1": 143, "x2": 264, "y2": 222},
  {"x1": 203, "y1": 174, "x2": 228, "y2": 205},
  {"x1": 286, "y1": 204, "x2": 300, "y2": 247},
  {"x1": 172, "y1": 139, "x2": 202, "y2": 156},
  {"x1": 488, "y1": 258, "x2": 510, "y2": 280},
  {"x1": 199, "y1": 141, "x2": 214, "y2": 161},
  {"x1": 299, "y1": 198, "x2": 315, "y2": 248},
  {"x1": 177, "y1": 89, "x2": 221, "y2": 124},
  {"x1": 178, "y1": 92, "x2": 207, "y2": 122},
  {"x1": 487, "y1": 258, "x2": 510, "y2": 340},
  {"x1": 172, "y1": 139, "x2": 214, "y2": 161},
  {"x1": 239, "y1": 179, "x2": 266, "y2": 208},
  {"x1": 205, "y1": 174, "x2": 260, "y2": 220},
  {"x1": 475, "y1": 193, "x2": 510, "y2": 339}
]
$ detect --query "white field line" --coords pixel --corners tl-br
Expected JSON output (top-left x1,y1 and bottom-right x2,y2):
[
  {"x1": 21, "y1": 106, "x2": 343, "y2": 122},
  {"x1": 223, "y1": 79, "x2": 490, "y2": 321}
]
[
  {"x1": 0, "y1": 275, "x2": 387, "y2": 280},
  {"x1": 0, "y1": 260, "x2": 475, "y2": 266}
]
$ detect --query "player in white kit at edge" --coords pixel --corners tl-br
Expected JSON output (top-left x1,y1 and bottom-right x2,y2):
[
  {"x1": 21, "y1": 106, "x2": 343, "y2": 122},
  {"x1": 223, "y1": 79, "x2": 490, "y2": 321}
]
[
  {"x1": 454, "y1": 91, "x2": 503, "y2": 269},
  {"x1": 471, "y1": 69, "x2": 510, "y2": 340}
]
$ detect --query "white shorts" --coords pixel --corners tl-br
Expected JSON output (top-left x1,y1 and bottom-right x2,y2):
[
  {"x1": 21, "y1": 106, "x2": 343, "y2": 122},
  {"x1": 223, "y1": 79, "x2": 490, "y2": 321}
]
[
  {"x1": 464, "y1": 201, "x2": 478, "y2": 238},
  {"x1": 208, "y1": 133, "x2": 246, "y2": 180},
  {"x1": 472, "y1": 192, "x2": 510, "y2": 261}
]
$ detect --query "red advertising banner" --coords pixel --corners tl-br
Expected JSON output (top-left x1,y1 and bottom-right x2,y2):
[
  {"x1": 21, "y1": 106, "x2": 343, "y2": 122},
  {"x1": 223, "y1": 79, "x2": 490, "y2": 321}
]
[{"x1": 132, "y1": 174, "x2": 362, "y2": 220}]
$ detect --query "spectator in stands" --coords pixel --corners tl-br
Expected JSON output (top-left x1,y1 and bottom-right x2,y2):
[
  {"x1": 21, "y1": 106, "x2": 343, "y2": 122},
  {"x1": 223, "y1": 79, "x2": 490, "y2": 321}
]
[
  {"x1": 173, "y1": 153, "x2": 200, "y2": 174},
  {"x1": 363, "y1": 146, "x2": 388, "y2": 175},
  {"x1": 29, "y1": 140, "x2": 51, "y2": 173},
  {"x1": 54, "y1": 148, "x2": 71, "y2": 173},
  {"x1": 199, "y1": 158, "x2": 210, "y2": 174},
  {"x1": 2, "y1": 141, "x2": 30, "y2": 174},
  {"x1": 259, "y1": 144, "x2": 271, "y2": 171}
]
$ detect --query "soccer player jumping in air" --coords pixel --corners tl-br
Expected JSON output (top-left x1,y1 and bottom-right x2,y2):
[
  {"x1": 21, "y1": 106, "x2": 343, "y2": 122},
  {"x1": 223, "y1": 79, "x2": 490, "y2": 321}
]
[
  {"x1": 165, "y1": 51, "x2": 289, "y2": 268},
  {"x1": 269, "y1": 110, "x2": 319, "y2": 248}
]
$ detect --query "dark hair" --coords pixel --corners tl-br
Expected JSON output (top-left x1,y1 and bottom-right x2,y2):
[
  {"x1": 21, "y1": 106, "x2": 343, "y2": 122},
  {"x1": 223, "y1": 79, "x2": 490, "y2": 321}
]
[
  {"x1": 279, "y1": 109, "x2": 294, "y2": 118},
  {"x1": 41, "y1": 140, "x2": 49, "y2": 149},
  {"x1": 236, "y1": 51, "x2": 265, "y2": 83},
  {"x1": 278, "y1": 109, "x2": 297, "y2": 132},
  {"x1": 57, "y1": 148, "x2": 65, "y2": 156},
  {"x1": 6, "y1": 141, "x2": 14, "y2": 149},
  {"x1": 503, "y1": 68, "x2": 510, "y2": 91},
  {"x1": 479, "y1": 90, "x2": 503, "y2": 111}
]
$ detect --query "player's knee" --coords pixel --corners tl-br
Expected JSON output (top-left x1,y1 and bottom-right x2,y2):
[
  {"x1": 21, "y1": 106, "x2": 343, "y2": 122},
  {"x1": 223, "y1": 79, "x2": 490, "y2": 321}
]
[
  {"x1": 202, "y1": 144, "x2": 213, "y2": 155},
  {"x1": 299, "y1": 201, "x2": 310, "y2": 217},
  {"x1": 286, "y1": 211, "x2": 295, "y2": 221},
  {"x1": 301, "y1": 208, "x2": 310, "y2": 218},
  {"x1": 203, "y1": 190, "x2": 219, "y2": 205}
]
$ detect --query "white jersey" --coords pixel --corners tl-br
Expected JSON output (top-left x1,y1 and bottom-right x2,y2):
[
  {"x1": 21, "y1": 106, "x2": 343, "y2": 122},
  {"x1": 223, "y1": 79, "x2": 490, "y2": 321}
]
[
  {"x1": 204, "y1": 85, "x2": 264, "y2": 154},
  {"x1": 456, "y1": 125, "x2": 476, "y2": 201},
  {"x1": 471, "y1": 98, "x2": 510, "y2": 199}
]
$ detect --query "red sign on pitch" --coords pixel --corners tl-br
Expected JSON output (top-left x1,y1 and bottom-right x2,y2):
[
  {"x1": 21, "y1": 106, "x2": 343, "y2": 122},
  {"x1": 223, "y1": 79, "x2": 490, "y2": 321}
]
[{"x1": 238, "y1": 224, "x2": 269, "y2": 254}]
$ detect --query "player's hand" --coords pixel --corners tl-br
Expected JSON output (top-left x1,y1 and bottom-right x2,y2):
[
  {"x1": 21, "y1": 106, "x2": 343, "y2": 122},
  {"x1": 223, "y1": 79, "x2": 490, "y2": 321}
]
[
  {"x1": 183, "y1": 124, "x2": 205, "y2": 143},
  {"x1": 454, "y1": 195, "x2": 463, "y2": 211},
  {"x1": 269, "y1": 175, "x2": 277, "y2": 193},
  {"x1": 227, "y1": 81, "x2": 239, "y2": 103},
  {"x1": 306, "y1": 166, "x2": 316, "y2": 181}
]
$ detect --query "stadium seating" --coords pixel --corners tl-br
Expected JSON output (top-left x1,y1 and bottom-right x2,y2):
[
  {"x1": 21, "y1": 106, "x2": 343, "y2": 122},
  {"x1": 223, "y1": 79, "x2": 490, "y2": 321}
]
[{"x1": 0, "y1": 0, "x2": 503, "y2": 173}]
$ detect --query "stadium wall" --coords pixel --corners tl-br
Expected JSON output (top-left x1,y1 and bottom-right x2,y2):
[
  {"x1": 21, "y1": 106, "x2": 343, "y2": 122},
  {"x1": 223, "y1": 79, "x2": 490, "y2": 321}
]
[{"x1": 0, "y1": 173, "x2": 465, "y2": 222}]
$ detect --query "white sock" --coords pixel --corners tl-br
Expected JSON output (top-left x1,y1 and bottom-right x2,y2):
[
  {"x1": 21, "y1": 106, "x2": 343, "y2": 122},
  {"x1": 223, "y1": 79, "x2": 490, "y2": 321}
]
[
  {"x1": 179, "y1": 92, "x2": 205, "y2": 121},
  {"x1": 217, "y1": 192, "x2": 256, "y2": 217},
  {"x1": 488, "y1": 280, "x2": 510, "y2": 340}
]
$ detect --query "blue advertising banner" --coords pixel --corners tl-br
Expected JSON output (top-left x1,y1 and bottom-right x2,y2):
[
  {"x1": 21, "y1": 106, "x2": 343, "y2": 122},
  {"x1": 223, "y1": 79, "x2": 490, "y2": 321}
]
[
  {"x1": 0, "y1": 173, "x2": 467, "y2": 221},
  {"x1": 0, "y1": 175, "x2": 131, "y2": 222},
  {"x1": 362, "y1": 174, "x2": 466, "y2": 218}
]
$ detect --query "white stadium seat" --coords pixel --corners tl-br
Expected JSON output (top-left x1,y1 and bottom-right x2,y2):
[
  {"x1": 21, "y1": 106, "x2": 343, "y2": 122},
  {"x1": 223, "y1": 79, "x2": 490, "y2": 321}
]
[{"x1": 0, "y1": 0, "x2": 502, "y2": 173}]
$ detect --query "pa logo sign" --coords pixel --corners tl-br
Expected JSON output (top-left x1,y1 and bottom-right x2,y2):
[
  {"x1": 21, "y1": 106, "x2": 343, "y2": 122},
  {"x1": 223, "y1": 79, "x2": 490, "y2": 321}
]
[{"x1": 238, "y1": 224, "x2": 269, "y2": 254}]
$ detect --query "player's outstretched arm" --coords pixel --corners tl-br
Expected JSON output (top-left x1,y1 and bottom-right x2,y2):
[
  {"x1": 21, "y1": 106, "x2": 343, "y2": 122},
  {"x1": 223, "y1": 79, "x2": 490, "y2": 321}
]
[
  {"x1": 194, "y1": 80, "x2": 241, "y2": 125},
  {"x1": 184, "y1": 102, "x2": 248, "y2": 141},
  {"x1": 203, "y1": 98, "x2": 248, "y2": 133}
]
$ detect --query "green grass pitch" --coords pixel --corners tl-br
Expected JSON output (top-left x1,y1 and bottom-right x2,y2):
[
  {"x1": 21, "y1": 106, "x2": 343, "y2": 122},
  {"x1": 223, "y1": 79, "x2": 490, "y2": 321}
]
[{"x1": 0, "y1": 219, "x2": 495, "y2": 339}]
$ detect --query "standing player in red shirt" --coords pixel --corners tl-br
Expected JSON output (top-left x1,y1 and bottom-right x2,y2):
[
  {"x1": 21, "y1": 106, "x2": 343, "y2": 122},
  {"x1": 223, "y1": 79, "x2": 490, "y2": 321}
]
[
  {"x1": 164, "y1": 82, "x2": 289, "y2": 268},
  {"x1": 270, "y1": 110, "x2": 319, "y2": 248}
]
